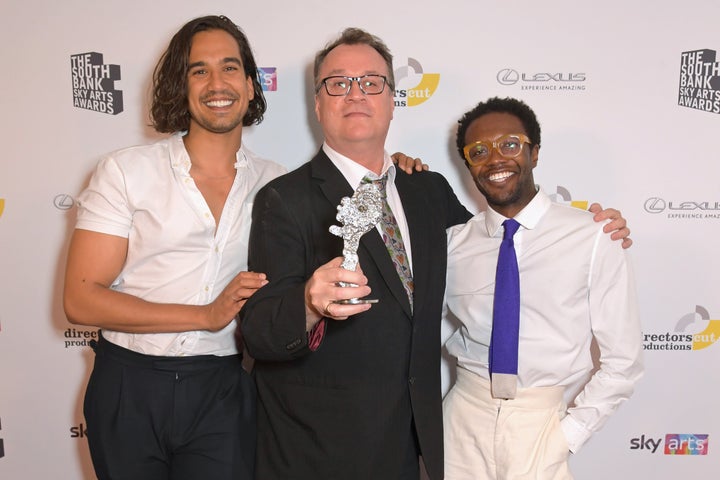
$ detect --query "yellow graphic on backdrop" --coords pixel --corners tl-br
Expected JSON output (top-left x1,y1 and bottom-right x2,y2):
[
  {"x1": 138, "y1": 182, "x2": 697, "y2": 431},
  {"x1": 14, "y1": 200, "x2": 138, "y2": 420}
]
[
  {"x1": 0, "y1": 198, "x2": 5, "y2": 217},
  {"x1": 691, "y1": 320, "x2": 720, "y2": 350},
  {"x1": 393, "y1": 58, "x2": 440, "y2": 107},
  {"x1": 406, "y1": 73, "x2": 440, "y2": 107}
]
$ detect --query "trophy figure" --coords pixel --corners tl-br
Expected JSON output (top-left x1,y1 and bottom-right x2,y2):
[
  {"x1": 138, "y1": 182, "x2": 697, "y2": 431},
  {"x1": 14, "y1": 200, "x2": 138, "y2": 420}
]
[{"x1": 329, "y1": 182, "x2": 383, "y2": 304}]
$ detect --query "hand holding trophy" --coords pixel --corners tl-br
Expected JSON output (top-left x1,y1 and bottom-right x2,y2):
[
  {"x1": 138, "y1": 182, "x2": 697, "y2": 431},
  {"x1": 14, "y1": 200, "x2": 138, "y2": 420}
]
[{"x1": 329, "y1": 182, "x2": 383, "y2": 304}]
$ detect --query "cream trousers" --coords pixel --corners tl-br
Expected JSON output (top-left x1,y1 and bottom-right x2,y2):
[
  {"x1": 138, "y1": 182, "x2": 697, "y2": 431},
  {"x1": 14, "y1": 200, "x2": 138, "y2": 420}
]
[{"x1": 443, "y1": 367, "x2": 572, "y2": 480}]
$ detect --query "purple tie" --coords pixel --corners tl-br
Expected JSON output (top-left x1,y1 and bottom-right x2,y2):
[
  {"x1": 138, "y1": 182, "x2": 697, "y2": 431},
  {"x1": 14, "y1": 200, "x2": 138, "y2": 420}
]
[{"x1": 489, "y1": 218, "x2": 521, "y2": 399}]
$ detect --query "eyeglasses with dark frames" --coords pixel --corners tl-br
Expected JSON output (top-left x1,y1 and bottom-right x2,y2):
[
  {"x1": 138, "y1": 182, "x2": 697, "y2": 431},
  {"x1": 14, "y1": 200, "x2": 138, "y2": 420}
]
[{"x1": 317, "y1": 75, "x2": 388, "y2": 96}]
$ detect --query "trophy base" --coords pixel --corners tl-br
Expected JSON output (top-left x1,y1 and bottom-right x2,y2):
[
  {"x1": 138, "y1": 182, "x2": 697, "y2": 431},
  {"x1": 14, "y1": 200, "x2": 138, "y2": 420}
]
[
  {"x1": 334, "y1": 281, "x2": 379, "y2": 304},
  {"x1": 335, "y1": 298, "x2": 379, "y2": 305}
]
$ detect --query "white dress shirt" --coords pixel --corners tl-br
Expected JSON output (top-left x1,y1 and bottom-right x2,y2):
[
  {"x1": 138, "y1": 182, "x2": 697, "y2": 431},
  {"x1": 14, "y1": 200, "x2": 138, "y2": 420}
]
[
  {"x1": 445, "y1": 188, "x2": 643, "y2": 452},
  {"x1": 322, "y1": 143, "x2": 413, "y2": 271},
  {"x1": 75, "y1": 132, "x2": 287, "y2": 356}
]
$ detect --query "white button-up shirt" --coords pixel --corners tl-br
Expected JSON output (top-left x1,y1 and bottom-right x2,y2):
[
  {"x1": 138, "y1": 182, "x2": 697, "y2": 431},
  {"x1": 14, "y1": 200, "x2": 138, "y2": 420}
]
[
  {"x1": 445, "y1": 188, "x2": 643, "y2": 452},
  {"x1": 76, "y1": 132, "x2": 286, "y2": 356}
]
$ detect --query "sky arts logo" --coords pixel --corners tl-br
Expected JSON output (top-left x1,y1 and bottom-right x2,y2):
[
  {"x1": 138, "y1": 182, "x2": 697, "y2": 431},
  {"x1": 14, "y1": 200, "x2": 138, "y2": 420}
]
[
  {"x1": 643, "y1": 197, "x2": 720, "y2": 220},
  {"x1": 393, "y1": 58, "x2": 439, "y2": 107},
  {"x1": 678, "y1": 49, "x2": 720, "y2": 114},
  {"x1": 644, "y1": 305, "x2": 720, "y2": 351},
  {"x1": 0, "y1": 198, "x2": 5, "y2": 218},
  {"x1": 496, "y1": 68, "x2": 586, "y2": 92},
  {"x1": 71, "y1": 52, "x2": 123, "y2": 115},
  {"x1": 258, "y1": 67, "x2": 276, "y2": 91},
  {"x1": 70, "y1": 422, "x2": 89, "y2": 439},
  {"x1": 630, "y1": 434, "x2": 709, "y2": 455}
]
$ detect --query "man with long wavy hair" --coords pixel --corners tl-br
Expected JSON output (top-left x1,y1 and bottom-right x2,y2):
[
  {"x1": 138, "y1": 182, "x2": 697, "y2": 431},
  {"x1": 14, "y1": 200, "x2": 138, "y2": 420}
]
[{"x1": 63, "y1": 15, "x2": 285, "y2": 479}]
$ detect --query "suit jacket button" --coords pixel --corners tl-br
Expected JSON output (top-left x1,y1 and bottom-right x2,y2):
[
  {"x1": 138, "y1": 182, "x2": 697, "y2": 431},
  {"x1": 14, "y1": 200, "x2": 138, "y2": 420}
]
[{"x1": 408, "y1": 376, "x2": 416, "y2": 385}]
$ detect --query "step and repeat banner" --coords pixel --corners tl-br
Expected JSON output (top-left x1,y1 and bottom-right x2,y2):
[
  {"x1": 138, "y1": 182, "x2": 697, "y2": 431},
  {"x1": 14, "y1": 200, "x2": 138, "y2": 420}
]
[{"x1": 0, "y1": 0, "x2": 718, "y2": 478}]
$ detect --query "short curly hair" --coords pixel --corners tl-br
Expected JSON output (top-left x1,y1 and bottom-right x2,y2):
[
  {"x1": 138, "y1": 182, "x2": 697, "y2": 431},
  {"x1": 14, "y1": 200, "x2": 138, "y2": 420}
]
[
  {"x1": 456, "y1": 97, "x2": 541, "y2": 166},
  {"x1": 150, "y1": 15, "x2": 266, "y2": 133}
]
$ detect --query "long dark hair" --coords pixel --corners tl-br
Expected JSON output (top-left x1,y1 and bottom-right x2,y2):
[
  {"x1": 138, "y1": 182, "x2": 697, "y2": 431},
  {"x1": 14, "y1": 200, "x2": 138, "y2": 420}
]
[{"x1": 150, "y1": 15, "x2": 266, "y2": 133}]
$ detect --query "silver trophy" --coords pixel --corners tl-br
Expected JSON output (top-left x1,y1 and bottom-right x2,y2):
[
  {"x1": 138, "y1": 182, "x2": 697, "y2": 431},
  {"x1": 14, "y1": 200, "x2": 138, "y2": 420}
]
[{"x1": 329, "y1": 182, "x2": 383, "y2": 304}]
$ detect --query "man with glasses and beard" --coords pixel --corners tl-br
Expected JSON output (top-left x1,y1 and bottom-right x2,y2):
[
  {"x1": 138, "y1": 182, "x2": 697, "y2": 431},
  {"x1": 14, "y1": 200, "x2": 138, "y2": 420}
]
[{"x1": 442, "y1": 97, "x2": 643, "y2": 479}]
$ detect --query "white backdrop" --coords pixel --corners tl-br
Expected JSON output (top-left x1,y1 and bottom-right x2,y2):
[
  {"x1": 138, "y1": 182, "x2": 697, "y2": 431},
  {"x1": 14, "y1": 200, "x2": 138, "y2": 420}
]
[{"x1": 1, "y1": 0, "x2": 718, "y2": 478}]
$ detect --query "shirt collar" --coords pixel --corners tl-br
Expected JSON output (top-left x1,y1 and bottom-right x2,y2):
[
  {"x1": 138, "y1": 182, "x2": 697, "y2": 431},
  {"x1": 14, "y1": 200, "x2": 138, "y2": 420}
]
[
  {"x1": 322, "y1": 142, "x2": 394, "y2": 190},
  {"x1": 484, "y1": 186, "x2": 552, "y2": 237},
  {"x1": 169, "y1": 132, "x2": 248, "y2": 176}
]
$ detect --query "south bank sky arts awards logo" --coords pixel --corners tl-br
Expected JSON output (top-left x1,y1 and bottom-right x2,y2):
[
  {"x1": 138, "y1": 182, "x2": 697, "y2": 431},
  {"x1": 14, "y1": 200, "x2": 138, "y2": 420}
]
[
  {"x1": 71, "y1": 52, "x2": 123, "y2": 114},
  {"x1": 393, "y1": 58, "x2": 440, "y2": 107},
  {"x1": 678, "y1": 49, "x2": 720, "y2": 114}
]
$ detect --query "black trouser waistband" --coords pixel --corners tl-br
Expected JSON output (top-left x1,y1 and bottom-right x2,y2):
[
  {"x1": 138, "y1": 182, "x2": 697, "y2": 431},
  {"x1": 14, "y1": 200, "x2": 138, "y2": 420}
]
[{"x1": 91, "y1": 331, "x2": 241, "y2": 373}]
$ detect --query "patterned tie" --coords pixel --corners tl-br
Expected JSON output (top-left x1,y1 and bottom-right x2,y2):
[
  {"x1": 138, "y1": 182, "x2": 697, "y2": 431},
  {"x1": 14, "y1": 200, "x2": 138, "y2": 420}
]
[
  {"x1": 363, "y1": 175, "x2": 414, "y2": 312},
  {"x1": 489, "y1": 218, "x2": 521, "y2": 399}
]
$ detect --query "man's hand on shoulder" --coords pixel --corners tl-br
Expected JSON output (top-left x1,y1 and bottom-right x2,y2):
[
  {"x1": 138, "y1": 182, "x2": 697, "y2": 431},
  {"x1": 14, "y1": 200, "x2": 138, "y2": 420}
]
[
  {"x1": 391, "y1": 152, "x2": 429, "y2": 174},
  {"x1": 589, "y1": 203, "x2": 632, "y2": 249}
]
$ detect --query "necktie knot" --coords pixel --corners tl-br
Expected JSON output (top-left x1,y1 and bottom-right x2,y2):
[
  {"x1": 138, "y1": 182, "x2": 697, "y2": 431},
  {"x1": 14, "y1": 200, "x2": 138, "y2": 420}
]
[
  {"x1": 502, "y1": 218, "x2": 521, "y2": 241},
  {"x1": 362, "y1": 174, "x2": 388, "y2": 199}
]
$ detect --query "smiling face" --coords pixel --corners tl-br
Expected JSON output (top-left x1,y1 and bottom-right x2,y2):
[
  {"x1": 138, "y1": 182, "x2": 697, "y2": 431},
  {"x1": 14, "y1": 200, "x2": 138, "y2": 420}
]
[
  {"x1": 464, "y1": 112, "x2": 539, "y2": 218},
  {"x1": 185, "y1": 29, "x2": 254, "y2": 136},
  {"x1": 314, "y1": 43, "x2": 394, "y2": 159}
]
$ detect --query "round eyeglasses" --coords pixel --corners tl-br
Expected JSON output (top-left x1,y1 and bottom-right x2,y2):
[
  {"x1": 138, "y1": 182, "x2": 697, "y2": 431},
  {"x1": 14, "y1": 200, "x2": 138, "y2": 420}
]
[
  {"x1": 317, "y1": 75, "x2": 388, "y2": 96},
  {"x1": 462, "y1": 134, "x2": 532, "y2": 166}
]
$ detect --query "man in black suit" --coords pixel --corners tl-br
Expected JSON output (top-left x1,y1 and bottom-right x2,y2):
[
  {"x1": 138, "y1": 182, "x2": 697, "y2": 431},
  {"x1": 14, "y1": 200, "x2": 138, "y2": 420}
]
[
  {"x1": 240, "y1": 28, "x2": 630, "y2": 480},
  {"x1": 240, "y1": 27, "x2": 469, "y2": 480}
]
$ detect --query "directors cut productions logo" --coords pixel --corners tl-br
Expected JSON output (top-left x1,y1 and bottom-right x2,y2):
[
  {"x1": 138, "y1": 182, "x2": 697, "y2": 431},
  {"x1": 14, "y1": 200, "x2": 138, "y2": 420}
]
[
  {"x1": 393, "y1": 58, "x2": 440, "y2": 107},
  {"x1": 71, "y1": 52, "x2": 123, "y2": 115},
  {"x1": 63, "y1": 327, "x2": 98, "y2": 349},
  {"x1": 630, "y1": 434, "x2": 709, "y2": 455},
  {"x1": 497, "y1": 68, "x2": 586, "y2": 91},
  {"x1": 644, "y1": 305, "x2": 720, "y2": 351},
  {"x1": 258, "y1": 67, "x2": 277, "y2": 91},
  {"x1": 678, "y1": 49, "x2": 720, "y2": 114},
  {"x1": 548, "y1": 186, "x2": 588, "y2": 210}
]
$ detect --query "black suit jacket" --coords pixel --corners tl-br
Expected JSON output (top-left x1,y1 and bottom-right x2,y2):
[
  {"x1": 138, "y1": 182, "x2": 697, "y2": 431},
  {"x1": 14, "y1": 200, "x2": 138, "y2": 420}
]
[{"x1": 241, "y1": 150, "x2": 471, "y2": 480}]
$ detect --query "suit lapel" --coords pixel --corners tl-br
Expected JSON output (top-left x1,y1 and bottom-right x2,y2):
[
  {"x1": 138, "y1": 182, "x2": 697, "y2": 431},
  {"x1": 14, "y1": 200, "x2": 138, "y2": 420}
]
[{"x1": 395, "y1": 171, "x2": 430, "y2": 319}]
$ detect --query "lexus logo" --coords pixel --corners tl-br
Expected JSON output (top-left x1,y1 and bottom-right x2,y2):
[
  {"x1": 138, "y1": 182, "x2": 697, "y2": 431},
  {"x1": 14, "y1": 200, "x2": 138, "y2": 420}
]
[
  {"x1": 497, "y1": 68, "x2": 520, "y2": 85},
  {"x1": 644, "y1": 197, "x2": 666, "y2": 213},
  {"x1": 54, "y1": 194, "x2": 75, "y2": 210}
]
